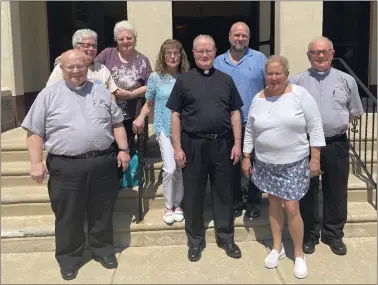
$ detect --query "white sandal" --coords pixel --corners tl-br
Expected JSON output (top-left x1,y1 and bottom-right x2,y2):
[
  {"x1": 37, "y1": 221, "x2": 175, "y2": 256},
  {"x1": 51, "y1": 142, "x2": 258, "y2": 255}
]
[
  {"x1": 163, "y1": 209, "x2": 175, "y2": 224},
  {"x1": 174, "y1": 207, "x2": 184, "y2": 222}
]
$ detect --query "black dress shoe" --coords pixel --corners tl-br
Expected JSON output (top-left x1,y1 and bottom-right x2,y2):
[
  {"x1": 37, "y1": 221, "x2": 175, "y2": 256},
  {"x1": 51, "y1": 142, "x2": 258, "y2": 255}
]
[
  {"x1": 217, "y1": 242, "x2": 242, "y2": 259},
  {"x1": 93, "y1": 254, "x2": 118, "y2": 269},
  {"x1": 188, "y1": 243, "x2": 205, "y2": 262},
  {"x1": 302, "y1": 239, "x2": 319, "y2": 254},
  {"x1": 245, "y1": 204, "x2": 261, "y2": 219},
  {"x1": 321, "y1": 237, "x2": 347, "y2": 255},
  {"x1": 60, "y1": 267, "x2": 78, "y2": 281},
  {"x1": 233, "y1": 201, "x2": 245, "y2": 212}
]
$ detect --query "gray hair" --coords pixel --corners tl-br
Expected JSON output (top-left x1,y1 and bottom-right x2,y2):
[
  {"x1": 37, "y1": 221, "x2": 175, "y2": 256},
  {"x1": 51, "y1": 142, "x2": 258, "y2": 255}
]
[
  {"x1": 308, "y1": 36, "x2": 334, "y2": 51},
  {"x1": 265, "y1": 55, "x2": 290, "y2": 73},
  {"x1": 114, "y1": 20, "x2": 138, "y2": 39},
  {"x1": 192, "y1": 34, "x2": 216, "y2": 50},
  {"x1": 72, "y1": 29, "x2": 98, "y2": 48}
]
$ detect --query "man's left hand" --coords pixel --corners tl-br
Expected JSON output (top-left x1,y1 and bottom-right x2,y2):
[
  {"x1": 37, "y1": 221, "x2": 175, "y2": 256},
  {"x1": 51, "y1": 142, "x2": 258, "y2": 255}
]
[
  {"x1": 118, "y1": 151, "x2": 130, "y2": 171},
  {"x1": 230, "y1": 145, "x2": 241, "y2": 165}
]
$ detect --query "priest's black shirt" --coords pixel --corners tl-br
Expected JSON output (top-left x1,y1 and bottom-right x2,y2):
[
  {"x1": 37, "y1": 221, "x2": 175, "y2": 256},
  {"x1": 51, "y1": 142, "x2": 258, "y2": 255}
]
[{"x1": 166, "y1": 67, "x2": 243, "y2": 134}]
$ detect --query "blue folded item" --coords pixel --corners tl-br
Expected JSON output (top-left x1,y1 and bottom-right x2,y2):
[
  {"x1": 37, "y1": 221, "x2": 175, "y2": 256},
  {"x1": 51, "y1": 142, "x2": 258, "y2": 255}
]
[{"x1": 120, "y1": 151, "x2": 139, "y2": 188}]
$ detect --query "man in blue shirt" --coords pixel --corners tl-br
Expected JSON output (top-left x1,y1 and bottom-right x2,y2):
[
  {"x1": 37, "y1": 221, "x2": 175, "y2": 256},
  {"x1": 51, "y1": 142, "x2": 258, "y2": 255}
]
[{"x1": 214, "y1": 21, "x2": 266, "y2": 218}]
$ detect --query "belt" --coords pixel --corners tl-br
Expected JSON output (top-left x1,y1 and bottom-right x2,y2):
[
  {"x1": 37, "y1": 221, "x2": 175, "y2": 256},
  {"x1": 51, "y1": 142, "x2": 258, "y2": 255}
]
[
  {"x1": 184, "y1": 130, "x2": 230, "y2": 140},
  {"x1": 51, "y1": 146, "x2": 114, "y2": 159},
  {"x1": 325, "y1": 133, "x2": 347, "y2": 144}
]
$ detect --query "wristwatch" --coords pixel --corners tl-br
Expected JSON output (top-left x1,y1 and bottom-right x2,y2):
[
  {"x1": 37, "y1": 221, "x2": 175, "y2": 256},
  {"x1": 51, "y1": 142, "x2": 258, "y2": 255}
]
[{"x1": 119, "y1": 148, "x2": 130, "y2": 153}]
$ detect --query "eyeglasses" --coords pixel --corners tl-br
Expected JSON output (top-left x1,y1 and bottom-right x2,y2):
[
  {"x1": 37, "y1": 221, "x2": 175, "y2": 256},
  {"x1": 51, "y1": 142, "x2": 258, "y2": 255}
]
[
  {"x1": 164, "y1": 51, "x2": 181, "y2": 57},
  {"x1": 308, "y1": 49, "x2": 333, "y2": 56},
  {"x1": 194, "y1": 49, "x2": 215, "y2": 55},
  {"x1": 62, "y1": 64, "x2": 87, "y2": 72},
  {"x1": 78, "y1": 43, "x2": 98, "y2": 49}
]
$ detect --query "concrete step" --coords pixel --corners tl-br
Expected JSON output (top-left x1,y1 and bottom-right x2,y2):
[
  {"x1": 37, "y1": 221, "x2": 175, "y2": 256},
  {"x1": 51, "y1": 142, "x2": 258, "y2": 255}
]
[
  {"x1": 1, "y1": 175, "x2": 376, "y2": 217},
  {"x1": 1, "y1": 202, "x2": 376, "y2": 253},
  {"x1": 1, "y1": 139, "x2": 161, "y2": 163}
]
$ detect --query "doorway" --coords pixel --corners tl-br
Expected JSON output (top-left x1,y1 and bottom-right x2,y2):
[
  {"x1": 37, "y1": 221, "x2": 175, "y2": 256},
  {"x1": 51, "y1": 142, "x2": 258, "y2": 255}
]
[
  {"x1": 323, "y1": 1, "x2": 371, "y2": 85},
  {"x1": 172, "y1": 1, "x2": 262, "y2": 67},
  {"x1": 46, "y1": 1, "x2": 128, "y2": 71}
]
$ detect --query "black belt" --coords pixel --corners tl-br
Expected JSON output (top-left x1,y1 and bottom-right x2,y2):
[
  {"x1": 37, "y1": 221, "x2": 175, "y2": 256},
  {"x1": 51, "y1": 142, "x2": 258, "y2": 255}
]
[
  {"x1": 51, "y1": 146, "x2": 114, "y2": 159},
  {"x1": 325, "y1": 133, "x2": 347, "y2": 144},
  {"x1": 184, "y1": 130, "x2": 230, "y2": 140}
]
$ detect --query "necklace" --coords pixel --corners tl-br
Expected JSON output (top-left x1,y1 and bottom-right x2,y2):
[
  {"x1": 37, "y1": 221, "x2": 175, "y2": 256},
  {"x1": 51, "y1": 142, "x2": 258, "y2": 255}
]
[{"x1": 267, "y1": 95, "x2": 285, "y2": 113}]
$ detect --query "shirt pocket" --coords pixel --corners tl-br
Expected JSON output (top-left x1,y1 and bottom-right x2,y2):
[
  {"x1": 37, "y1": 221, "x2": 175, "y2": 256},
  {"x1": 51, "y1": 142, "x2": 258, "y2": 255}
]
[
  {"x1": 90, "y1": 103, "x2": 111, "y2": 123},
  {"x1": 332, "y1": 88, "x2": 348, "y2": 111}
]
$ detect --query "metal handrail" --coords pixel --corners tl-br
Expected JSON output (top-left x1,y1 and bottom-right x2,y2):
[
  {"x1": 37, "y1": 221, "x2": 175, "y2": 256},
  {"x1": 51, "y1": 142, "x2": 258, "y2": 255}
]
[{"x1": 332, "y1": 58, "x2": 377, "y2": 190}]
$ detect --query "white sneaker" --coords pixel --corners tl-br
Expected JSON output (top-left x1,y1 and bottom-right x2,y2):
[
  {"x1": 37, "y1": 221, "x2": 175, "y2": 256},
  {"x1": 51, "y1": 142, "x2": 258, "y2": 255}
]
[
  {"x1": 264, "y1": 245, "x2": 286, "y2": 269},
  {"x1": 173, "y1": 207, "x2": 184, "y2": 222},
  {"x1": 294, "y1": 256, "x2": 308, "y2": 279},
  {"x1": 163, "y1": 210, "x2": 175, "y2": 224}
]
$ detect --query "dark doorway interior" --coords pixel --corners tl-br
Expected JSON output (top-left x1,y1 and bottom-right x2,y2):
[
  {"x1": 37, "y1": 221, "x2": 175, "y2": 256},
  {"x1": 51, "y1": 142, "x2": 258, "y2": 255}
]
[
  {"x1": 172, "y1": 1, "x2": 260, "y2": 67},
  {"x1": 323, "y1": 1, "x2": 371, "y2": 85},
  {"x1": 47, "y1": 1, "x2": 127, "y2": 71}
]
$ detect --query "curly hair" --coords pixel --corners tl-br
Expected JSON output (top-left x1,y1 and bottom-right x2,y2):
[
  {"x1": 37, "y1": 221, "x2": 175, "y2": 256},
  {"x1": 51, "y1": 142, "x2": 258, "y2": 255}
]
[{"x1": 155, "y1": 39, "x2": 190, "y2": 74}]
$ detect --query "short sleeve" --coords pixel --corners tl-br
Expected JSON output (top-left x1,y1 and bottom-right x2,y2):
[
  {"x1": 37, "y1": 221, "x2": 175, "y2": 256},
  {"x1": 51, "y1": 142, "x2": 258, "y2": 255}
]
[
  {"x1": 46, "y1": 64, "x2": 64, "y2": 87},
  {"x1": 166, "y1": 77, "x2": 183, "y2": 113},
  {"x1": 104, "y1": 67, "x2": 118, "y2": 93},
  {"x1": 143, "y1": 58, "x2": 153, "y2": 84},
  {"x1": 347, "y1": 78, "x2": 365, "y2": 117},
  {"x1": 229, "y1": 78, "x2": 244, "y2": 111},
  {"x1": 21, "y1": 90, "x2": 48, "y2": 138},
  {"x1": 110, "y1": 99, "x2": 124, "y2": 125},
  {"x1": 145, "y1": 73, "x2": 158, "y2": 101}
]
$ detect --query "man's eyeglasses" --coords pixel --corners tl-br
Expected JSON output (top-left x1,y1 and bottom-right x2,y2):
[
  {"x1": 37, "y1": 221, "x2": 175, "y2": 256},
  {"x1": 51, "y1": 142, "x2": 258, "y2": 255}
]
[
  {"x1": 194, "y1": 49, "x2": 215, "y2": 55},
  {"x1": 308, "y1": 49, "x2": 333, "y2": 56},
  {"x1": 78, "y1": 43, "x2": 98, "y2": 49},
  {"x1": 62, "y1": 65, "x2": 87, "y2": 72}
]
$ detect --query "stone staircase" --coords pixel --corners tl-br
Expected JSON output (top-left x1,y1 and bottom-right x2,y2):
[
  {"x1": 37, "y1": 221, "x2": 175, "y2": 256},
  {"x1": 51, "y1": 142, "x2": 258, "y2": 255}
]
[{"x1": 1, "y1": 119, "x2": 377, "y2": 254}]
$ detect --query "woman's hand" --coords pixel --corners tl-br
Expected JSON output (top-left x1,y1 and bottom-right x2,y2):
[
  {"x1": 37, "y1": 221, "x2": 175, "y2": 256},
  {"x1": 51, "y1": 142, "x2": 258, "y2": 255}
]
[
  {"x1": 309, "y1": 158, "x2": 321, "y2": 177},
  {"x1": 132, "y1": 116, "x2": 145, "y2": 134}
]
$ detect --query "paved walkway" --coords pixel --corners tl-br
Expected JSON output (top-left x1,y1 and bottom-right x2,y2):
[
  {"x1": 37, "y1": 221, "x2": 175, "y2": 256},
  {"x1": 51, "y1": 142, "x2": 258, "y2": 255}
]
[{"x1": 1, "y1": 237, "x2": 376, "y2": 284}]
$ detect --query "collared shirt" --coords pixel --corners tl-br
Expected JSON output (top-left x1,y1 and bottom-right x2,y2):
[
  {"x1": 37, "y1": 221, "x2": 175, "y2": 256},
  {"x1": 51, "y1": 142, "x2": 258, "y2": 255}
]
[
  {"x1": 145, "y1": 72, "x2": 180, "y2": 137},
  {"x1": 46, "y1": 62, "x2": 118, "y2": 94},
  {"x1": 214, "y1": 48, "x2": 266, "y2": 125},
  {"x1": 21, "y1": 80, "x2": 124, "y2": 156},
  {"x1": 289, "y1": 68, "x2": 364, "y2": 137},
  {"x1": 166, "y1": 67, "x2": 244, "y2": 134}
]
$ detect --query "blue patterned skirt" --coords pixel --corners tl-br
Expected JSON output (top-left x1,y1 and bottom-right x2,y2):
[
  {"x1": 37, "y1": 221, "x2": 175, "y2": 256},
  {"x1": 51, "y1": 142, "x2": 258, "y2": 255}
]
[{"x1": 252, "y1": 157, "x2": 310, "y2": 201}]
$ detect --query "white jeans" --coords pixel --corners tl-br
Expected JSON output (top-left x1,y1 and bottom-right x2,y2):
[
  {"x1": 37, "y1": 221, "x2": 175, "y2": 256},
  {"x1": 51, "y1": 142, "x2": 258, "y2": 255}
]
[{"x1": 157, "y1": 132, "x2": 184, "y2": 209}]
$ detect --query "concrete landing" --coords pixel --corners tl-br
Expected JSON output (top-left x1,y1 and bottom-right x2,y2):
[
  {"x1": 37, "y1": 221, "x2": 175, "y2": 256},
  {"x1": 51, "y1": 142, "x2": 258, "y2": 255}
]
[{"x1": 1, "y1": 238, "x2": 376, "y2": 284}]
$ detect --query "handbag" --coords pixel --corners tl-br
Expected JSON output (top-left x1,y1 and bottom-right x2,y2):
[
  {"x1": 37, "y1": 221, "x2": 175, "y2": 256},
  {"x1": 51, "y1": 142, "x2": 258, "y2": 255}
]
[{"x1": 120, "y1": 150, "x2": 139, "y2": 188}]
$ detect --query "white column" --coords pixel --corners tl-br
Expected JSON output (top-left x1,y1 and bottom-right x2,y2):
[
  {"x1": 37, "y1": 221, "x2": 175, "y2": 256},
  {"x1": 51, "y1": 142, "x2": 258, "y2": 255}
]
[
  {"x1": 274, "y1": 1, "x2": 323, "y2": 75},
  {"x1": 127, "y1": 1, "x2": 173, "y2": 70},
  {"x1": 1, "y1": 1, "x2": 24, "y2": 96}
]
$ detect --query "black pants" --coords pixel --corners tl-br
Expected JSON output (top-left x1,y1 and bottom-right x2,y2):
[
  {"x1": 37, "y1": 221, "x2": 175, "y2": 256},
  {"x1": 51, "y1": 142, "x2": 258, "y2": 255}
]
[
  {"x1": 181, "y1": 132, "x2": 235, "y2": 247},
  {"x1": 300, "y1": 137, "x2": 349, "y2": 241},
  {"x1": 46, "y1": 152, "x2": 120, "y2": 268},
  {"x1": 123, "y1": 119, "x2": 135, "y2": 150},
  {"x1": 233, "y1": 127, "x2": 262, "y2": 204}
]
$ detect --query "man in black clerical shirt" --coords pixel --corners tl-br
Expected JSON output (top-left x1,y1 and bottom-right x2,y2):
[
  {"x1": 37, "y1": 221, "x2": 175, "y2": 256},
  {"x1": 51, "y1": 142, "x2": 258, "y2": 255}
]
[{"x1": 166, "y1": 35, "x2": 244, "y2": 262}]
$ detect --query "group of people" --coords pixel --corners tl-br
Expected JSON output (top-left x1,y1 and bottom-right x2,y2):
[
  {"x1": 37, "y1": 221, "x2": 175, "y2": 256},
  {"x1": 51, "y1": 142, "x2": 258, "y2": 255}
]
[{"x1": 21, "y1": 19, "x2": 364, "y2": 281}]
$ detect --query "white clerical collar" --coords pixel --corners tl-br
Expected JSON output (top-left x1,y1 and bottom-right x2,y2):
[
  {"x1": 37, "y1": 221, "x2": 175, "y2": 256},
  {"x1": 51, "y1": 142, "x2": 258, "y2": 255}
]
[
  {"x1": 65, "y1": 80, "x2": 88, "y2": 91},
  {"x1": 204, "y1": 69, "x2": 209, "y2": 74},
  {"x1": 310, "y1": 67, "x2": 331, "y2": 76}
]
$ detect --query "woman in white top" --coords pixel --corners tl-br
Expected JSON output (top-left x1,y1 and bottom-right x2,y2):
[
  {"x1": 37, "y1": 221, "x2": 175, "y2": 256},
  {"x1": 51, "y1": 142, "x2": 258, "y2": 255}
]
[{"x1": 242, "y1": 55, "x2": 326, "y2": 279}]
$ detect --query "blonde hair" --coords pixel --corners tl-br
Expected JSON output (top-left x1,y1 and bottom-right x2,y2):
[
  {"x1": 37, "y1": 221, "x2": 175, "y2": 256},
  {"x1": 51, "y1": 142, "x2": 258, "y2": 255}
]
[
  {"x1": 265, "y1": 55, "x2": 289, "y2": 73},
  {"x1": 155, "y1": 39, "x2": 190, "y2": 74},
  {"x1": 113, "y1": 20, "x2": 138, "y2": 40}
]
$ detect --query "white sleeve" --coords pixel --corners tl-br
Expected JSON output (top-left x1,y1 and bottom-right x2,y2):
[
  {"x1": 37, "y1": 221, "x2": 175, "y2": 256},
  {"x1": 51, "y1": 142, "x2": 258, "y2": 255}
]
[
  {"x1": 243, "y1": 101, "x2": 256, "y2": 153},
  {"x1": 299, "y1": 88, "x2": 326, "y2": 146},
  {"x1": 46, "y1": 64, "x2": 64, "y2": 87}
]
